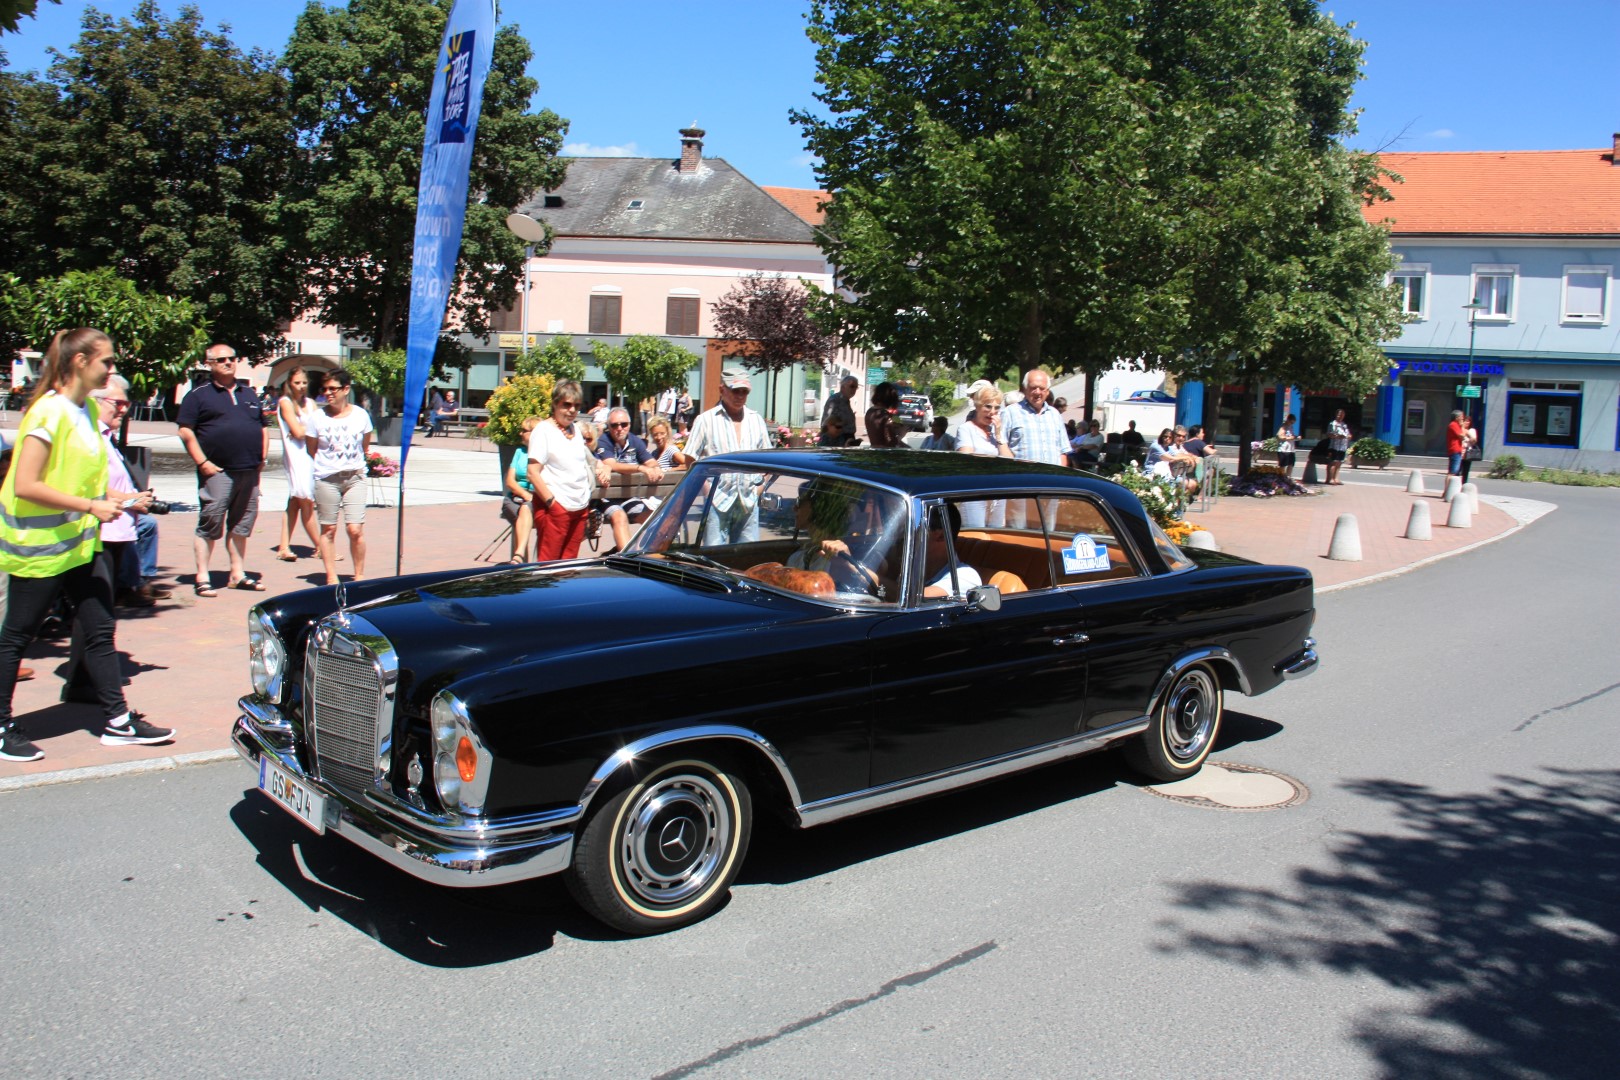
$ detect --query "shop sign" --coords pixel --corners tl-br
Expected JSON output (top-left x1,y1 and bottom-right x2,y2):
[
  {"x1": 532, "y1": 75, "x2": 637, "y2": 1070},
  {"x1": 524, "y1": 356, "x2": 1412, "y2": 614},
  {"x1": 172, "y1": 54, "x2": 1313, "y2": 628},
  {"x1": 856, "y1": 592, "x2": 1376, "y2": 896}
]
[
  {"x1": 1390, "y1": 359, "x2": 1504, "y2": 378},
  {"x1": 1455, "y1": 385, "x2": 1482, "y2": 398}
]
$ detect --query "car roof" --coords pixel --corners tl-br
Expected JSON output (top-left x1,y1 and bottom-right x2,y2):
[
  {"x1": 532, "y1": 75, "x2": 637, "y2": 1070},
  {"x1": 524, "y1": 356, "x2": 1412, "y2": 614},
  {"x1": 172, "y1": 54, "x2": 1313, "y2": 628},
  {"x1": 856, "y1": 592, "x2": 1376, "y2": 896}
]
[{"x1": 706, "y1": 449, "x2": 1142, "y2": 509}]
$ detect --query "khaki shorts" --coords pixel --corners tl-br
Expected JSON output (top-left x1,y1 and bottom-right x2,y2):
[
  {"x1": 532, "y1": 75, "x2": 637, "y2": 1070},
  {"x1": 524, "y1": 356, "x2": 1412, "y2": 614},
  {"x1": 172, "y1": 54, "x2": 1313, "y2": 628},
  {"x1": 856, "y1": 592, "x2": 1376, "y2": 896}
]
[{"x1": 313, "y1": 470, "x2": 367, "y2": 527}]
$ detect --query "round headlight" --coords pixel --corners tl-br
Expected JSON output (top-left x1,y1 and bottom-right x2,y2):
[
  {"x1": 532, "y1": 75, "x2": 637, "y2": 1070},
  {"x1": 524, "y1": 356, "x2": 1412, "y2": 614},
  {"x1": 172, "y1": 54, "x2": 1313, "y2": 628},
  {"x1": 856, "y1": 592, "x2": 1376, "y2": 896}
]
[{"x1": 246, "y1": 609, "x2": 286, "y2": 700}]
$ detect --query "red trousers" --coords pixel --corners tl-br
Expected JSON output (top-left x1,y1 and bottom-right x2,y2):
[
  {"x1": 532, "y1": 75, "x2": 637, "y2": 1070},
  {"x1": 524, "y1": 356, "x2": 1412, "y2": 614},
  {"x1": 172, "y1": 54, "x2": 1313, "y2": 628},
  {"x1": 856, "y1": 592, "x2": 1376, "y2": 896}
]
[{"x1": 534, "y1": 501, "x2": 588, "y2": 561}]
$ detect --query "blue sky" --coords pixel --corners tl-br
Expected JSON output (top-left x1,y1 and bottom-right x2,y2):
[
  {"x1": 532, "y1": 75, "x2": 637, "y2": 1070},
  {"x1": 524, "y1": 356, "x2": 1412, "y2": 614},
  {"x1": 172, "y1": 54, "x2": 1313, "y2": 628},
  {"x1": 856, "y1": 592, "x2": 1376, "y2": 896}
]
[{"x1": 4, "y1": 1, "x2": 1616, "y2": 189}]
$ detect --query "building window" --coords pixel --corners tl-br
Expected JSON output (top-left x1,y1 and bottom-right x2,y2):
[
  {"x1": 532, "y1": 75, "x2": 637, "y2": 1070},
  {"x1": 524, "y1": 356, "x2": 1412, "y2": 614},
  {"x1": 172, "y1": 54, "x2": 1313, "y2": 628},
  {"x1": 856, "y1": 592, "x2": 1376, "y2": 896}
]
[
  {"x1": 589, "y1": 293, "x2": 621, "y2": 334},
  {"x1": 1562, "y1": 266, "x2": 1610, "y2": 324},
  {"x1": 1391, "y1": 265, "x2": 1428, "y2": 319},
  {"x1": 1470, "y1": 265, "x2": 1516, "y2": 320},
  {"x1": 1504, "y1": 381, "x2": 1582, "y2": 449},
  {"x1": 666, "y1": 294, "x2": 700, "y2": 336}
]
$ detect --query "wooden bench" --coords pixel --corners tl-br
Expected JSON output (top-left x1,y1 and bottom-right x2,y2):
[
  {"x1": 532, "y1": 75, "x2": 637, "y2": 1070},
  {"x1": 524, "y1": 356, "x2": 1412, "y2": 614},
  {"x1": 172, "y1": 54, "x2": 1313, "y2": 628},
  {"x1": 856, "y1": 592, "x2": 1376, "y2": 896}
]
[{"x1": 425, "y1": 407, "x2": 490, "y2": 436}]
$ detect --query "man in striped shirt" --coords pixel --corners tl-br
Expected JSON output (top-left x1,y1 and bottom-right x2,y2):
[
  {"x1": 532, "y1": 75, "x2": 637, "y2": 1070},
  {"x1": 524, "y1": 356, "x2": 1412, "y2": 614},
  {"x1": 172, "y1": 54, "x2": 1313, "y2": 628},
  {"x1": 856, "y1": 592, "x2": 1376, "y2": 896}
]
[
  {"x1": 684, "y1": 368, "x2": 773, "y2": 544},
  {"x1": 1002, "y1": 367, "x2": 1070, "y2": 528}
]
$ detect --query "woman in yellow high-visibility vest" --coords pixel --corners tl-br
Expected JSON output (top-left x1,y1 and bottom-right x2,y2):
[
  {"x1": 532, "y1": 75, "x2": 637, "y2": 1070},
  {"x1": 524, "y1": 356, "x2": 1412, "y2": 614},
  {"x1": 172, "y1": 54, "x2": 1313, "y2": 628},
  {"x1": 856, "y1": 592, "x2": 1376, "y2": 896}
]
[{"x1": 0, "y1": 328, "x2": 175, "y2": 763}]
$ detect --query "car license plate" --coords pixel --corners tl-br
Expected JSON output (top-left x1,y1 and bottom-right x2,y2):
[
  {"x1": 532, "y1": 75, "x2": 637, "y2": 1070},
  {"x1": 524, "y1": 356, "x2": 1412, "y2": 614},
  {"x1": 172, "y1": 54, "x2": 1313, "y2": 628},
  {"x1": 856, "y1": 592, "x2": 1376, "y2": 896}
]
[{"x1": 259, "y1": 756, "x2": 327, "y2": 834}]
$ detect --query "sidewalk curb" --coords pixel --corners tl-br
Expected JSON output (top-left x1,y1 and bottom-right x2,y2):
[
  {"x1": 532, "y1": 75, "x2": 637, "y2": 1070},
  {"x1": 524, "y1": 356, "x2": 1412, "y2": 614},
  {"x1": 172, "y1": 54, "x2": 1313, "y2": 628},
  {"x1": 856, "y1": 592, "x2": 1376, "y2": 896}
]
[
  {"x1": 0, "y1": 748, "x2": 239, "y2": 794},
  {"x1": 1318, "y1": 493, "x2": 1555, "y2": 594}
]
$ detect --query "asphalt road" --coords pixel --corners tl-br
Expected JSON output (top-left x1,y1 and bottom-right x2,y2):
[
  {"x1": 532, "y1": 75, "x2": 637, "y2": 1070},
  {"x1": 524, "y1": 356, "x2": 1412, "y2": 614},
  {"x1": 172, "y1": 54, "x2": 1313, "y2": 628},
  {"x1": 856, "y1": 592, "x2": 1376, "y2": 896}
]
[{"x1": 3, "y1": 481, "x2": 1616, "y2": 1079}]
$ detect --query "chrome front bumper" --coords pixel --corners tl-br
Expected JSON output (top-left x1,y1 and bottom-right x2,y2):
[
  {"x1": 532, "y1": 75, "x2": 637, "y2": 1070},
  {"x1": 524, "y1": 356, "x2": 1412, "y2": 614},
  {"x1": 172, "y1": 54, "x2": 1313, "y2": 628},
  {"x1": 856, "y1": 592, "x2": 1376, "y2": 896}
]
[
  {"x1": 1277, "y1": 637, "x2": 1319, "y2": 681},
  {"x1": 233, "y1": 698, "x2": 577, "y2": 888}
]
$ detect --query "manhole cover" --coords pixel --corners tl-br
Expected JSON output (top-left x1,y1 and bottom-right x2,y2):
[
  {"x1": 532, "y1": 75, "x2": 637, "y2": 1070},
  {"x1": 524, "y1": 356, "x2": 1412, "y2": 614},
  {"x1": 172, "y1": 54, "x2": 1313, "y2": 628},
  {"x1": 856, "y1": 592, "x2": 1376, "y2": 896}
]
[{"x1": 1142, "y1": 761, "x2": 1308, "y2": 811}]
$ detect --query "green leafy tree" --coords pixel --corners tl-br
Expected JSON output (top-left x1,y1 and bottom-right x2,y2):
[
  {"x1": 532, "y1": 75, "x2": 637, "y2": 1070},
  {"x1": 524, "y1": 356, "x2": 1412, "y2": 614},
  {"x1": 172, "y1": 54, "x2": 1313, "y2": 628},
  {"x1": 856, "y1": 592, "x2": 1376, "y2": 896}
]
[
  {"x1": 0, "y1": 268, "x2": 209, "y2": 395},
  {"x1": 1, "y1": 1, "x2": 59, "y2": 36},
  {"x1": 343, "y1": 347, "x2": 407, "y2": 403},
  {"x1": 282, "y1": 0, "x2": 568, "y2": 351},
  {"x1": 515, "y1": 335, "x2": 586, "y2": 381},
  {"x1": 591, "y1": 336, "x2": 699, "y2": 412},
  {"x1": 3, "y1": 2, "x2": 301, "y2": 356},
  {"x1": 795, "y1": 0, "x2": 1402, "y2": 432}
]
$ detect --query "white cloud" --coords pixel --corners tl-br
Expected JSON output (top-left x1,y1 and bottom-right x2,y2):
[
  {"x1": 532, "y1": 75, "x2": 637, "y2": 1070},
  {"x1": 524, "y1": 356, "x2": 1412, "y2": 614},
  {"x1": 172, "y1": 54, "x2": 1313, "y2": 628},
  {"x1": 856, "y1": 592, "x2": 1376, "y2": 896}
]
[
  {"x1": 793, "y1": 152, "x2": 820, "y2": 168},
  {"x1": 563, "y1": 141, "x2": 639, "y2": 157},
  {"x1": 1425, "y1": 128, "x2": 1455, "y2": 140}
]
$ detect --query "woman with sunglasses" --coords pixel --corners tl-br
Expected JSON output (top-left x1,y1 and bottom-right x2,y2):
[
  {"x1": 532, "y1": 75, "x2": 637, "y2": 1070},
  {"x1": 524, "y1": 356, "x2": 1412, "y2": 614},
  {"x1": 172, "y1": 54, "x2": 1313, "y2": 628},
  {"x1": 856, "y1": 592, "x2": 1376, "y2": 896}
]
[
  {"x1": 305, "y1": 369, "x2": 373, "y2": 584},
  {"x1": 953, "y1": 385, "x2": 1011, "y2": 527},
  {"x1": 527, "y1": 380, "x2": 611, "y2": 561}
]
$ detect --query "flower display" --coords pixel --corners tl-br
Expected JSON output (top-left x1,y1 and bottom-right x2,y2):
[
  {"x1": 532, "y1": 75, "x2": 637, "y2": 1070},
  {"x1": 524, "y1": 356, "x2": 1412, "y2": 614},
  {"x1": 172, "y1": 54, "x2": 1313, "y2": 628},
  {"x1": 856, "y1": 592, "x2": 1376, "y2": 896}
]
[{"x1": 365, "y1": 452, "x2": 398, "y2": 478}]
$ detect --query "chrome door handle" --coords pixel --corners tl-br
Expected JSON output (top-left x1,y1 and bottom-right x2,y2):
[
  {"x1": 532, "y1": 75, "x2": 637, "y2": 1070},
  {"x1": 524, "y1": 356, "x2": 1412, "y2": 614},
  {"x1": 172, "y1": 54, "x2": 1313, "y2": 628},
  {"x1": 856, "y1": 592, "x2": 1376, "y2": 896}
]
[{"x1": 1052, "y1": 633, "x2": 1090, "y2": 646}]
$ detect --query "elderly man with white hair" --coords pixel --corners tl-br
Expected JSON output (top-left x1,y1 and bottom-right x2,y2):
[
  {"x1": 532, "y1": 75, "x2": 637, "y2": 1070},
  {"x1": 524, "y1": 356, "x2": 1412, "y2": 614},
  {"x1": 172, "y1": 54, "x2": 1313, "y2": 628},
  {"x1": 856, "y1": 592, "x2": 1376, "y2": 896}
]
[{"x1": 1000, "y1": 367, "x2": 1069, "y2": 527}]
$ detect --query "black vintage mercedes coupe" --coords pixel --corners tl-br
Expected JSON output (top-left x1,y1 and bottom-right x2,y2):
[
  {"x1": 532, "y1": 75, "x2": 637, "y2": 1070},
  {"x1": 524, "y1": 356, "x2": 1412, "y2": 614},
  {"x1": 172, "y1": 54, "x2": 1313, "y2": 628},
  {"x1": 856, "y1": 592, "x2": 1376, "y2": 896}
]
[{"x1": 235, "y1": 450, "x2": 1317, "y2": 934}]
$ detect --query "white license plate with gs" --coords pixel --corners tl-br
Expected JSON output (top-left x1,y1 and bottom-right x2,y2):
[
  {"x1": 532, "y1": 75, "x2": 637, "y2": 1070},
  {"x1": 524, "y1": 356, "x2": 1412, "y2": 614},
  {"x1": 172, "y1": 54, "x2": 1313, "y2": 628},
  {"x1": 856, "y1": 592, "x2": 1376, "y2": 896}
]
[{"x1": 259, "y1": 756, "x2": 327, "y2": 834}]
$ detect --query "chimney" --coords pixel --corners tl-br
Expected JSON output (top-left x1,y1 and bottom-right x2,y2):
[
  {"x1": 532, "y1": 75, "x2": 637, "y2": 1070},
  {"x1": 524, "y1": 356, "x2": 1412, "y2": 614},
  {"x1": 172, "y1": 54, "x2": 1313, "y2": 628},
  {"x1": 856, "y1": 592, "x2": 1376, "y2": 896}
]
[
  {"x1": 1613, "y1": 132, "x2": 1619, "y2": 166},
  {"x1": 679, "y1": 126, "x2": 705, "y2": 173}
]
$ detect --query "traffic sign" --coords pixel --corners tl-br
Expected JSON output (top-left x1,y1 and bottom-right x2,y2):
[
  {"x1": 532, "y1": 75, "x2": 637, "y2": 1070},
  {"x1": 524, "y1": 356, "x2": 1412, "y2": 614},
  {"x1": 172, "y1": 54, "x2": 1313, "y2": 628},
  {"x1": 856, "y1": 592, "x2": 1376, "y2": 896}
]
[
  {"x1": 1456, "y1": 384, "x2": 1482, "y2": 398},
  {"x1": 867, "y1": 368, "x2": 885, "y2": 385}
]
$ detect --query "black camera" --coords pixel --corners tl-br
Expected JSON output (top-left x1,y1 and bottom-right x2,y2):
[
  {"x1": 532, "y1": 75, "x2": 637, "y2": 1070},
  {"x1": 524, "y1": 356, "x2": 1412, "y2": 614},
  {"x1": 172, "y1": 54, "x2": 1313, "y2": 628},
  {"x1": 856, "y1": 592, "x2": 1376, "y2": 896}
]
[{"x1": 146, "y1": 500, "x2": 171, "y2": 515}]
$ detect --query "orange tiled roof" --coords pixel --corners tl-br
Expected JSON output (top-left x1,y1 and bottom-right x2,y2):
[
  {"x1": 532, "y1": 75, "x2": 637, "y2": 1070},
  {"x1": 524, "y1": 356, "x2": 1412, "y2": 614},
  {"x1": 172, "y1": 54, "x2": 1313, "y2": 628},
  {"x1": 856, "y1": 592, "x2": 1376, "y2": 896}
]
[
  {"x1": 1365, "y1": 148, "x2": 1620, "y2": 237},
  {"x1": 762, "y1": 186, "x2": 830, "y2": 227}
]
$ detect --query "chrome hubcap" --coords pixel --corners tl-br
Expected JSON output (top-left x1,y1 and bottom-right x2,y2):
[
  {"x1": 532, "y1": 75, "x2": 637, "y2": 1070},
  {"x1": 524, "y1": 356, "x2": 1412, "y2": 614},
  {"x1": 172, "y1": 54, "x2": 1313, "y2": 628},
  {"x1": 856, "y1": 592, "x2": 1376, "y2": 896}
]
[
  {"x1": 1165, "y1": 668, "x2": 1220, "y2": 762},
  {"x1": 618, "y1": 773, "x2": 731, "y2": 906}
]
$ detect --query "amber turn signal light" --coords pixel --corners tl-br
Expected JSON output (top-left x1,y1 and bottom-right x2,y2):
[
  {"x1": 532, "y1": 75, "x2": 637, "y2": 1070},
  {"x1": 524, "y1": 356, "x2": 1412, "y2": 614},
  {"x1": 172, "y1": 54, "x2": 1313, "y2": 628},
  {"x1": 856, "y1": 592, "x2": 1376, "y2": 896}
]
[{"x1": 456, "y1": 736, "x2": 478, "y2": 782}]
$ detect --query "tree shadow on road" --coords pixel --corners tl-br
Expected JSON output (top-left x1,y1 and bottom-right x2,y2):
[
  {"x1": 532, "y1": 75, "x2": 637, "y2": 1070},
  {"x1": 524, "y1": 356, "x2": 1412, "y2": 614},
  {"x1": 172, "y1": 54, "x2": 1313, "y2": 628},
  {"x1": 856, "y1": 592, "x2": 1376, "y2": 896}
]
[{"x1": 1157, "y1": 769, "x2": 1620, "y2": 1079}]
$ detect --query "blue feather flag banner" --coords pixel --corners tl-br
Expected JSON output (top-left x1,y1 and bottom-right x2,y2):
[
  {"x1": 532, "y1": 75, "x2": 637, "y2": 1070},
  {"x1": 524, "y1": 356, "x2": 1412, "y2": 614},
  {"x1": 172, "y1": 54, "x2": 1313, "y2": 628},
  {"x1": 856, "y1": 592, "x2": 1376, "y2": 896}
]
[{"x1": 399, "y1": 0, "x2": 495, "y2": 470}]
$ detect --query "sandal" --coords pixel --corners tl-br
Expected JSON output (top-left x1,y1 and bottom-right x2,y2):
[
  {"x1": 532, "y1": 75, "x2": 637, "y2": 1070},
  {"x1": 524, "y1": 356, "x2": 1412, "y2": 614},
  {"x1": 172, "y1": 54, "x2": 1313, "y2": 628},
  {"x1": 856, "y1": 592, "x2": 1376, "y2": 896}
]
[
  {"x1": 227, "y1": 577, "x2": 267, "y2": 592},
  {"x1": 275, "y1": 551, "x2": 297, "y2": 562},
  {"x1": 194, "y1": 582, "x2": 218, "y2": 598}
]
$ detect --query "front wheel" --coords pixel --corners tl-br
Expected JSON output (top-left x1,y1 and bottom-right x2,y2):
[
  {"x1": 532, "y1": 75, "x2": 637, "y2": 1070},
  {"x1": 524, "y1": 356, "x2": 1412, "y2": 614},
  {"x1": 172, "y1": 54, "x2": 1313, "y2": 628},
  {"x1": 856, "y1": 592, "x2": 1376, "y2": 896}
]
[
  {"x1": 566, "y1": 758, "x2": 752, "y2": 935},
  {"x1": 1124, "y1": 662, "x2": 1224, "y2": 782}
]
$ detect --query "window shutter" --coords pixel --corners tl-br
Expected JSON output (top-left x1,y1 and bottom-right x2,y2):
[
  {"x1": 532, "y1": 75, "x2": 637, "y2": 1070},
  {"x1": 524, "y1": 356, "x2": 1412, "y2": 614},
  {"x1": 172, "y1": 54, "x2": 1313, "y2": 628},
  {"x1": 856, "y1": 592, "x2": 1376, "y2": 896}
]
[
  {"x1": 666, "y1": 296, "x2": 699, "y2": 336},
  {"x1": 590, "y1": 295, "x2": 621, "y2": 334}
]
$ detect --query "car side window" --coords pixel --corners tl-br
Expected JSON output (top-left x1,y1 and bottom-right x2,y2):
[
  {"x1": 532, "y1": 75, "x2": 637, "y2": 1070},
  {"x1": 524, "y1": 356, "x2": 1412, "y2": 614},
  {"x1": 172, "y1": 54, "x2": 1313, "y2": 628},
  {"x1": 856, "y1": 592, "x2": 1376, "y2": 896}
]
[
  {"x1": 1042, "y1": 496, "x2": 1142, "y2": 587},
  {"x1": 946, "y1": 496, "x2": 1056, "y2": 596}
]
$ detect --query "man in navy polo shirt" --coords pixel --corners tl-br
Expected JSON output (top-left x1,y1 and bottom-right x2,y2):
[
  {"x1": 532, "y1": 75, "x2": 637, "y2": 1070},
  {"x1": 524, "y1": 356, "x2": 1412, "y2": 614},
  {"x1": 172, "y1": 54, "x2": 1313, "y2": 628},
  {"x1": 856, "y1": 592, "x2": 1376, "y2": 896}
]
[
  {"x1": 593, "y1": 407, "x2": 665, "y2": 553},
  {"x1": 177, "y1": 344, "x2": 269, "y2": 595}
]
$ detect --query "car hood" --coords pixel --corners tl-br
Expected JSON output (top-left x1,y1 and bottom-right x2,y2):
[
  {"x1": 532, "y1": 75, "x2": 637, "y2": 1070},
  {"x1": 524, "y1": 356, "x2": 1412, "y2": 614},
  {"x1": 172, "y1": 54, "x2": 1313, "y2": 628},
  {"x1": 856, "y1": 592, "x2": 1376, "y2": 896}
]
[{"x1": 341, "y1": 559, "x2": 788, "y2": 693}]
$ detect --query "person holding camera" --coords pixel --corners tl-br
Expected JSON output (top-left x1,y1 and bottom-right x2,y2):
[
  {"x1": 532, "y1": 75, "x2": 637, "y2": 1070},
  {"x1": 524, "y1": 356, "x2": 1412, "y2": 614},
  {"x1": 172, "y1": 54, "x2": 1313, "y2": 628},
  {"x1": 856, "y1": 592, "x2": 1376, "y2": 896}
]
[
  {"x1": 0, "y1": 329, "x2": 174, "y2": 763},
  {"x1": 87, "y1": 376, "x2": 171, "y2": 606}
]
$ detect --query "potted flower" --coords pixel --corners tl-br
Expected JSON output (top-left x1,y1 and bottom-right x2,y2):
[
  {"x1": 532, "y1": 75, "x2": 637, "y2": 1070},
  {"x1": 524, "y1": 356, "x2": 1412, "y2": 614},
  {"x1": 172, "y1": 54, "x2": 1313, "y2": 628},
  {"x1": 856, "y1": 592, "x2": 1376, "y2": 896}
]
[
  {"x1": 365, "y1": 451, "x2": 398, "y2": 478},
  {"x1": 1250, "y1": 436, "x2": 1281, "y2": 464},
  {"x1": 1349, "y1": 436, "x2": 1396, "y2": 470}
]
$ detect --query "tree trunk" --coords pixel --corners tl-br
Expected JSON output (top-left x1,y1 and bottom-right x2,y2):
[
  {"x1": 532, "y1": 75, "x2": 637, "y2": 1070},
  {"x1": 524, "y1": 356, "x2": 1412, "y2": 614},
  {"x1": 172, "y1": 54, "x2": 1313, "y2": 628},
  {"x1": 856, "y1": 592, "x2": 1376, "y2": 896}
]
[
  {"x1": 1235, "y1": 383, "x2": 1256, "y2": 477},
  {"x1": 1018, "y1": 301, "x2": 1042, "y2": 370},
  {"x1": 1081, "y1": 370, "x2": 1094, "y2": 424}
]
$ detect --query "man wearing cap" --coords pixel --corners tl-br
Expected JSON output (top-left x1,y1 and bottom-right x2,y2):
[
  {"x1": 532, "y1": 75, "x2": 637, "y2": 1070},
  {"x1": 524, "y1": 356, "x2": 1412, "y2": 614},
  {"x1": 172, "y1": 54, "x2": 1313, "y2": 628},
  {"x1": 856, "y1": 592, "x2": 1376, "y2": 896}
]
[
  {"x1": 177, "y1": 343, "x2": 268, "y2": 595},
  {"x1": 684, "y1": 368, "x2": 773, "y2": 544},
  {"x1": 822, "y1": 373, "x2": 858, "y2": 447}
]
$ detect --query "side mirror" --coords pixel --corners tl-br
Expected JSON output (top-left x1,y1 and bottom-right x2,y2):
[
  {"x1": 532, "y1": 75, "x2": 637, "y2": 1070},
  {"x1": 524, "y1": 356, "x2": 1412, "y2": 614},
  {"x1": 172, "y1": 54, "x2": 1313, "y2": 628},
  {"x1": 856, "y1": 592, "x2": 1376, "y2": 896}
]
[{"x1": 965, "y1": 584, "x2": 1002, "y2": 612}]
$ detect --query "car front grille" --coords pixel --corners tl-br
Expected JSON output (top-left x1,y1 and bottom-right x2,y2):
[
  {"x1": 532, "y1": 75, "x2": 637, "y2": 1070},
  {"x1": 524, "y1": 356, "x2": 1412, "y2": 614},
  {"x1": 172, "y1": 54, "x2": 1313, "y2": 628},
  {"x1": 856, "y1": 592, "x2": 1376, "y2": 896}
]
[{"x1": 306, "y1": 622, "x2": 393, "y2": 794}]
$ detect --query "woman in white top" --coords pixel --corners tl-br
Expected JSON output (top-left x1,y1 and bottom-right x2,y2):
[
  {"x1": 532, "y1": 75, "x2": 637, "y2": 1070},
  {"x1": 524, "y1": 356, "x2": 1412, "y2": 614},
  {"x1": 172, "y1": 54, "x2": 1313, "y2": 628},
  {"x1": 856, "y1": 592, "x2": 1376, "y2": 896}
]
[
  {"x1": 274, "y1": 368, "x2": 322, "y2": 561},
  {"x1": 1275, "y1": 414, "x2": 1298, "y2": 479},
  {"x1": 953, "y1": 385, "x2": 1012, "y2": 527},
  {"x1": 304, "y1": 369, "x2": 374, "y2": 584},
  {"x1": 1326, "y1": 408, "x2": 1352, "y2": 486},
  {"x1": 527, "y1": 379, "x2": 611, "y2": 561}
]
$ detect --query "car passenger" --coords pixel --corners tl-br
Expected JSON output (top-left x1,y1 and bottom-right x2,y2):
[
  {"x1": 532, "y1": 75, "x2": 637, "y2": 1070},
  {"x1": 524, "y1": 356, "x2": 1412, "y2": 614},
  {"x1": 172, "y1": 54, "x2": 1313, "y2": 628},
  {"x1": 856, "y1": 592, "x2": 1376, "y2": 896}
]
[{"x1": 922, "y1": 503, "x2": 982, "y2": 598}]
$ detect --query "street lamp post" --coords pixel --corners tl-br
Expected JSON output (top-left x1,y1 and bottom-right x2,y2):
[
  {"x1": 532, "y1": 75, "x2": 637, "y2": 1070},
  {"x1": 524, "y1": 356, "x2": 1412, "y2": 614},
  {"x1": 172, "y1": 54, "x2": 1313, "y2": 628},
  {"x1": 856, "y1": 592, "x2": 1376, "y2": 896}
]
[{"x1": 505, "y1": 213, "x2": 545, "y2": 362}]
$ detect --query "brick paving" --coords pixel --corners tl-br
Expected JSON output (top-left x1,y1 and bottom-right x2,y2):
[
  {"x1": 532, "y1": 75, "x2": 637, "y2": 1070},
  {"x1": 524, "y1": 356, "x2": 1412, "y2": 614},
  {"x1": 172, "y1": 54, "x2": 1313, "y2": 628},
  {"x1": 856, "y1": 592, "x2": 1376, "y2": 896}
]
[{"x1": 0, "y1": 438, "x2": 1525, "y2": 786}]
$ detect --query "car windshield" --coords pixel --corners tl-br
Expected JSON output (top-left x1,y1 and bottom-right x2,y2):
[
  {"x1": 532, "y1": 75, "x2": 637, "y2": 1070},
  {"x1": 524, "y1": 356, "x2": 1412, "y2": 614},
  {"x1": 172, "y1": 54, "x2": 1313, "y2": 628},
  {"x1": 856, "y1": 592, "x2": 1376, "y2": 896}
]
[{"x1": 625, "y1": 464, "x2": 911, "y2": 606}]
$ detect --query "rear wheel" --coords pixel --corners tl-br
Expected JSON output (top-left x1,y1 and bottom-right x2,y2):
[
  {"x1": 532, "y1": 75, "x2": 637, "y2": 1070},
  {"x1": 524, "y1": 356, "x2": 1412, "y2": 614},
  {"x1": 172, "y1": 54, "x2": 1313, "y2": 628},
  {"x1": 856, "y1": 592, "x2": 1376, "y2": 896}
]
[
  {"x1": 1124, "y1": 662, "x2": 1223, "y2": 782},
  {"x1": 566, "y1": 758, "x2": 752, "y2": 935}
]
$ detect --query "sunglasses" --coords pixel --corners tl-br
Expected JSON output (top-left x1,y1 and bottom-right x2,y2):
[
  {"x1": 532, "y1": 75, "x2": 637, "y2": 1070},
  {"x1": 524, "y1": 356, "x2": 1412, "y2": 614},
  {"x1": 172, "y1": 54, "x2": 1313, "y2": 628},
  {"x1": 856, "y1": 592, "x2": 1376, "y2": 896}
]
[{"x1": 608, "y1": 422, "x2": 629, "y2": 429}]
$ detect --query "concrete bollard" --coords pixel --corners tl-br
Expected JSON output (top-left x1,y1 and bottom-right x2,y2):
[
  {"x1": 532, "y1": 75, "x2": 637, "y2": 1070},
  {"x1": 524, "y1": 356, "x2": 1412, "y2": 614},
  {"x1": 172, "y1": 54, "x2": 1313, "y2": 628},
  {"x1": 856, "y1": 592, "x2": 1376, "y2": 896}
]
[
  {"x1": 1405, "y1": 469, "x2": 1426, "y2": 494},
  {"x1": 1446, "y1": 493, "x2": 1473, "y2": 528},
  {"x1": 1302, "y1": 459, "x2": 1321, "y2": 485},
  {"x1": 1404, "y1": 500, "x2": 1432, "y2": 541},
  {"x1": 1461, "y1": 482, "x2": 1480, "y2": 514},
  {"x1": 1327, "y1": 513, "x2": 1362, "y2": 561},
  {"x1": 1183, "y1": 530, "x2": 1219, "y2": 551},
  {"x1": 1442, "y1": 475, "x2": 1461, "y2": 503}
]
